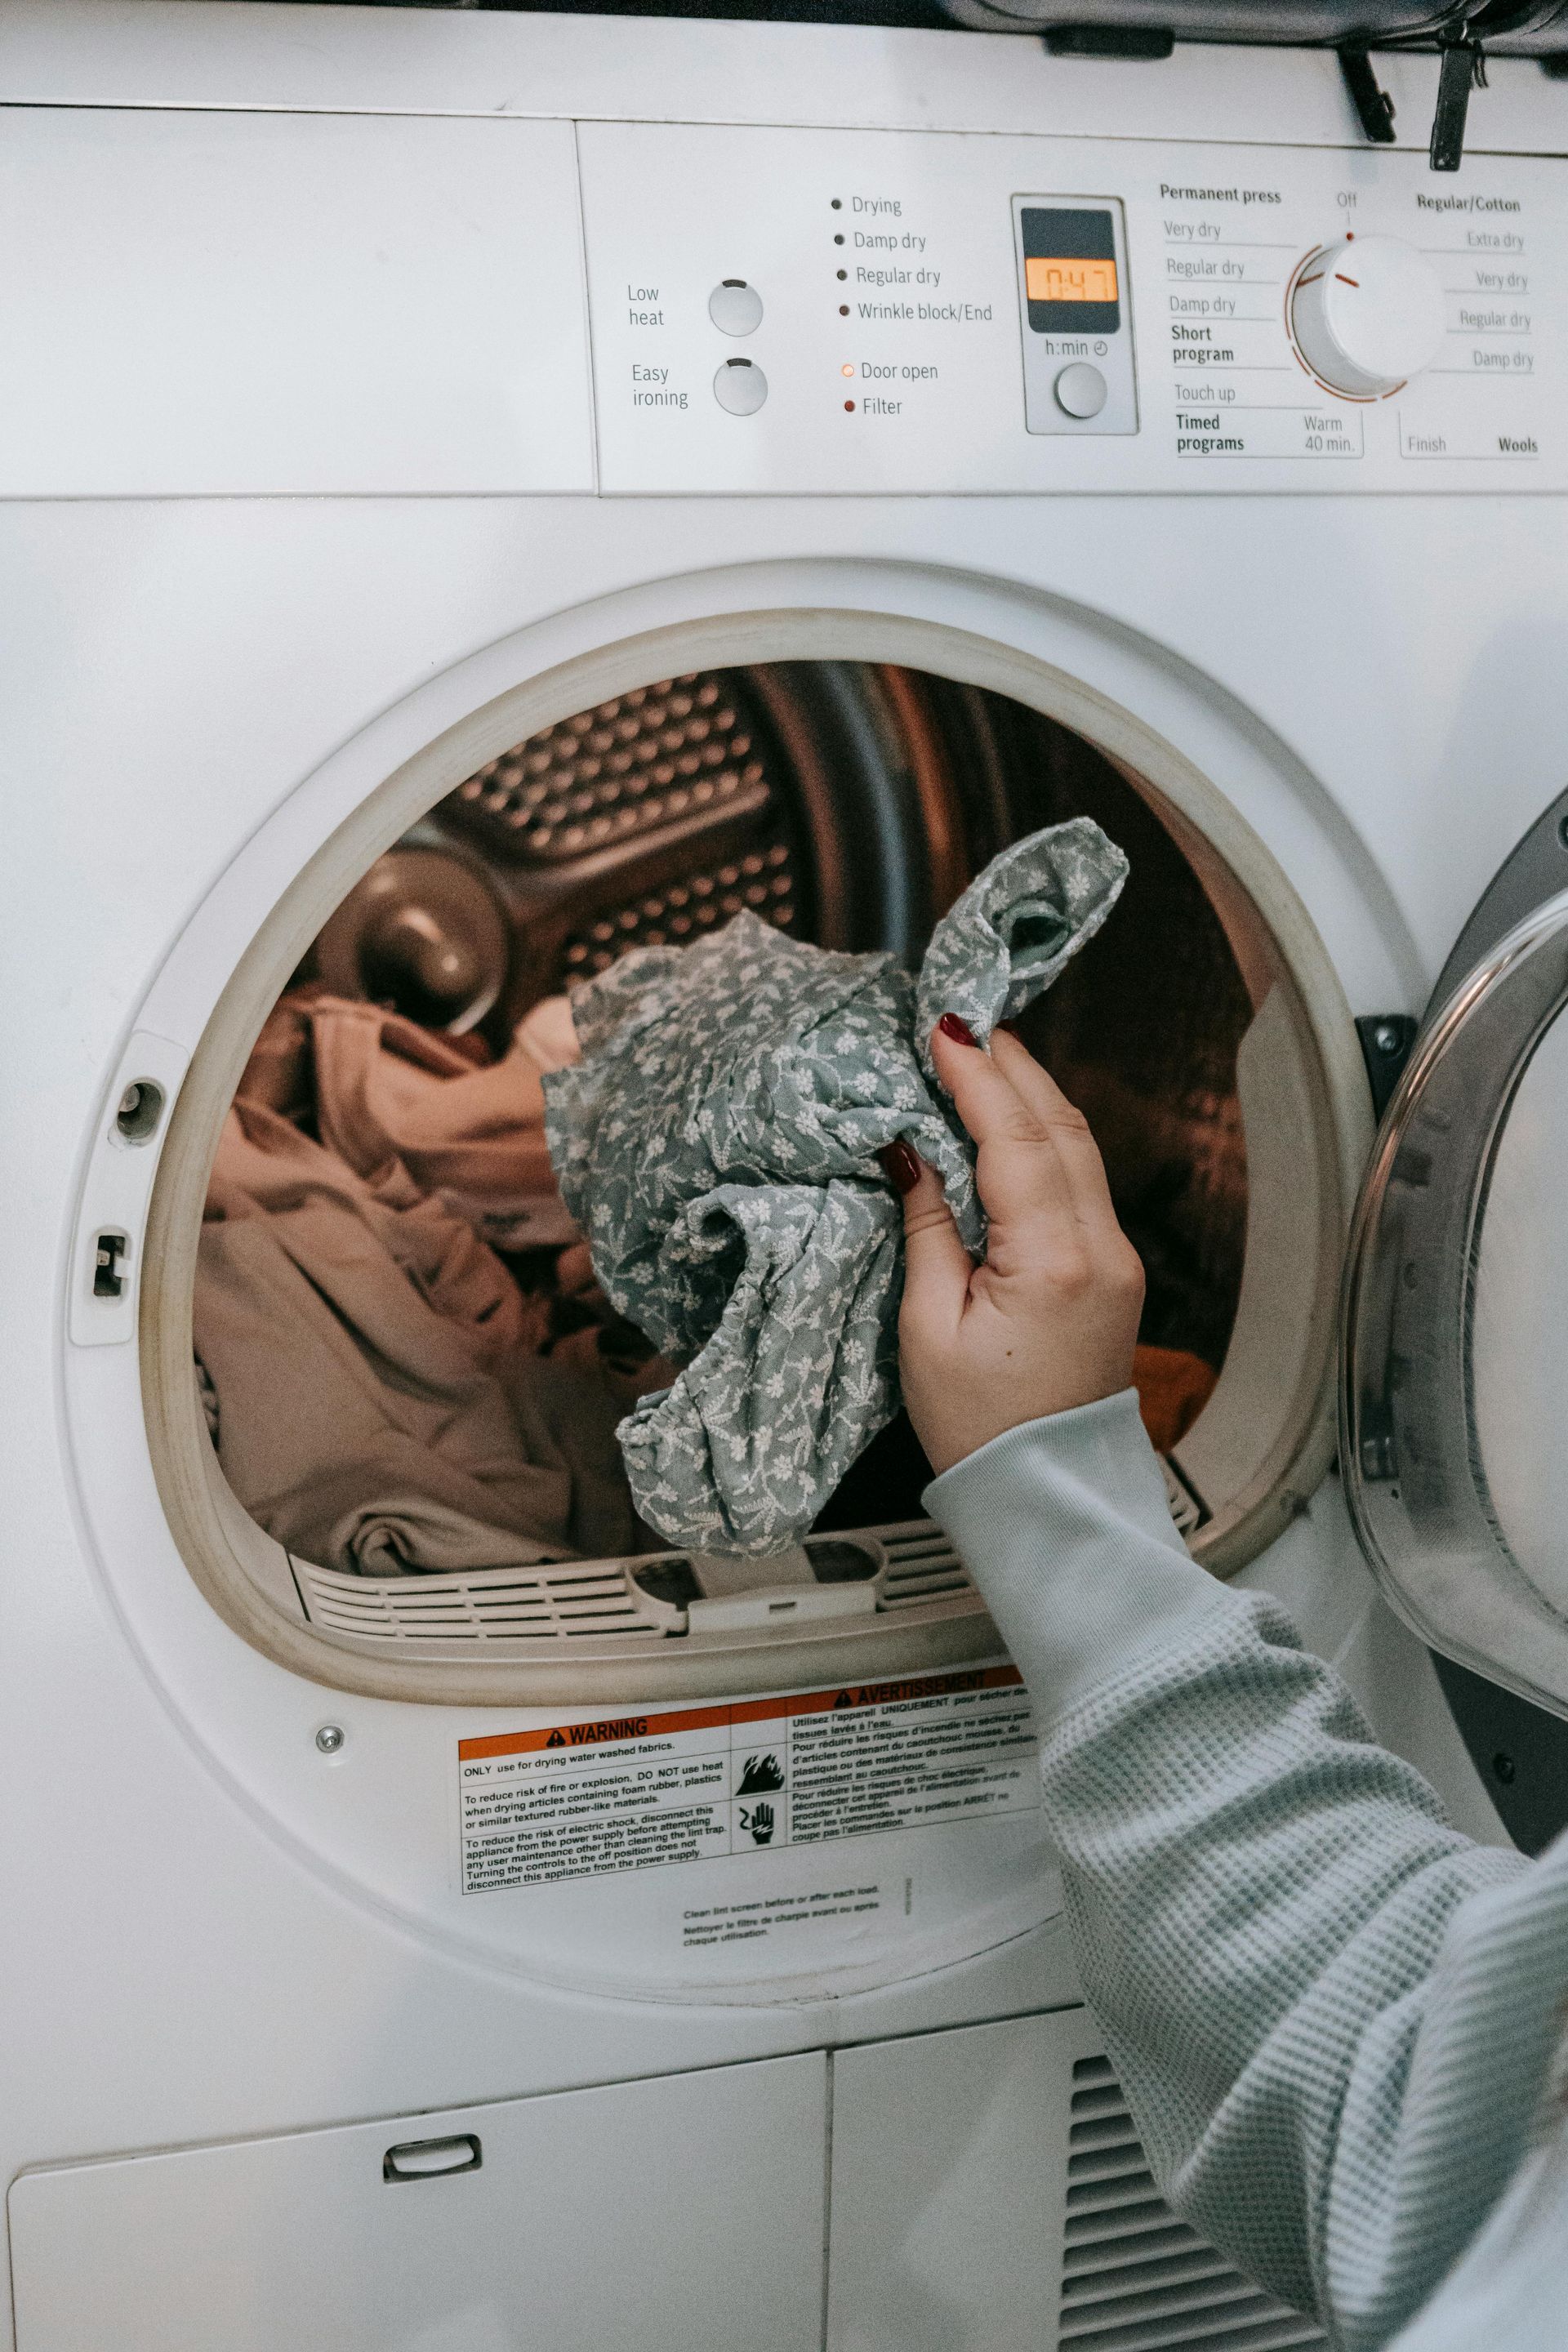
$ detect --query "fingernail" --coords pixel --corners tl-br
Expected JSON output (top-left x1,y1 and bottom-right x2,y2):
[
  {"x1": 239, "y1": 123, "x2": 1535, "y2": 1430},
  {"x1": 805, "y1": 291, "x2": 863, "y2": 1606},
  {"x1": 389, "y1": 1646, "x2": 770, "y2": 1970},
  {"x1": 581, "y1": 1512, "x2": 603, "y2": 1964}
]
[
  {"x1": 995, "y1": 1018, "x2": 1021, "y2": 1040},
  {"x1": 878, "y1": 1138, "x2": 922, "y2": 1196},
  {"x1": 937, "y1": 1012, "x2": 978, "y2": 1048}
]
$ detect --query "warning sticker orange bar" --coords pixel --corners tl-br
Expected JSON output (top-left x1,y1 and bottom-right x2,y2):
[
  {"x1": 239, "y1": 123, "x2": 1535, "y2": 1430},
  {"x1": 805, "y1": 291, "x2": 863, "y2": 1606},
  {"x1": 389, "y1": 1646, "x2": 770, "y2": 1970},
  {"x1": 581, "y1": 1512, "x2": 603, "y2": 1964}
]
[
  {"x1": 460, "y1": 1704, "x2": 731, "y2": 1762},
  {"x1": 458, "y1": 1666, "x2": 1024, "y2": 1762}
]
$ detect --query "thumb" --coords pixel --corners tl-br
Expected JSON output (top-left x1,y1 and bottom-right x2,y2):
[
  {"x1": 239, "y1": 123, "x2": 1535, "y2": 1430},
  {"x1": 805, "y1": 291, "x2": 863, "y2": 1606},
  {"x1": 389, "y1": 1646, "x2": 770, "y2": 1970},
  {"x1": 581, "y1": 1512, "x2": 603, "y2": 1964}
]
[{"x1": 879, "y1": 1141, "x2": 973, "y2": 1330}]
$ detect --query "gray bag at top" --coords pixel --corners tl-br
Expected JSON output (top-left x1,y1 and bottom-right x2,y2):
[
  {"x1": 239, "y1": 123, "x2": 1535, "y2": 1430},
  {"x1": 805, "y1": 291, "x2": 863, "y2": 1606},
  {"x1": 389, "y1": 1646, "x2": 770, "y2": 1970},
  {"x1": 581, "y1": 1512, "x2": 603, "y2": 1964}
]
[{"x1": 542, "y1": 818, "x2": 1129, "y2": 1557}]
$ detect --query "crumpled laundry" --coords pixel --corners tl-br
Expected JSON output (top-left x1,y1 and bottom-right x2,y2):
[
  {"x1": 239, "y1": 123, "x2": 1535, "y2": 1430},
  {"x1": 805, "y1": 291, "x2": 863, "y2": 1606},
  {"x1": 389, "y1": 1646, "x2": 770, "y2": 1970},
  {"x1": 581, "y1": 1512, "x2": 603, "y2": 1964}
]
[
  {"x1": 239, "y1": 990, "x2": 579, "y2": 1250},
  {"x1": 544, "y1": 819, "x2": 1129, "y2": 1557},
  {"x1": 195, "y1": 995, "x2": 663, "y2": 1577}
]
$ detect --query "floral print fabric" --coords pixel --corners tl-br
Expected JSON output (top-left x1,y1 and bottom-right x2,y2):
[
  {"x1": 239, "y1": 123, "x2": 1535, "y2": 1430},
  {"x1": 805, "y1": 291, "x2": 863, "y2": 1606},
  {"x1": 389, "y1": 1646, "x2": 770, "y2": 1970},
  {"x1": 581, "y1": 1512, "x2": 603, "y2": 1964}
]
[{"x1": 542, "y1": 819, "x2": 1129, "y2": 1556}]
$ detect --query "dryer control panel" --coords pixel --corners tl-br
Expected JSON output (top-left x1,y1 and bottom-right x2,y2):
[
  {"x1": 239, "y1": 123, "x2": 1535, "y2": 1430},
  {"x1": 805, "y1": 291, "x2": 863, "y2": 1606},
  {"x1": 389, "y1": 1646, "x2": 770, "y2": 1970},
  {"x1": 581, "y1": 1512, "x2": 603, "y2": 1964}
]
[{"x1": 577, "y1": 122, "x2": 1563, "y2": 494}]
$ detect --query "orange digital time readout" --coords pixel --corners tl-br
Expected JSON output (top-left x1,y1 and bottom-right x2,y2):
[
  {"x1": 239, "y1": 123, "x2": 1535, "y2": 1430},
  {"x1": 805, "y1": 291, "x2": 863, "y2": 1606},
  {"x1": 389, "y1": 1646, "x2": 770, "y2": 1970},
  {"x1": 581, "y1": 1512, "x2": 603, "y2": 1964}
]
[{"x1": 1024, "y1": 255, "x2": 1119, "y2": 305}]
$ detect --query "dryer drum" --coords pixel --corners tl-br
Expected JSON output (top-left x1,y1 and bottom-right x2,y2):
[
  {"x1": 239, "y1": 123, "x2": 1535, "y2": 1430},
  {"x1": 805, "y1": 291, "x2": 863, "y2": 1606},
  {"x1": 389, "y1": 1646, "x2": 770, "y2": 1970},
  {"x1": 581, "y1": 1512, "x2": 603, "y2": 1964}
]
[
  {"x1": 172, "y1": 656, "x2": 1349, "y2": 1702},
  {"x1": 294, "y1": 663, "x2": 1250, "y2": 1382}
]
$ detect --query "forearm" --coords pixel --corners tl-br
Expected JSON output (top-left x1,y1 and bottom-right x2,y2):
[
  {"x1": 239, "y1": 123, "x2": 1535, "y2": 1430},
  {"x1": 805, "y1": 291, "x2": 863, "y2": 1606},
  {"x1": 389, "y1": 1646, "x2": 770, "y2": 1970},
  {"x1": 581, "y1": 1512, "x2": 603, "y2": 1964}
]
[{"x1": 926, "y1": 1395, "x2": 1530, "y2": 2341}]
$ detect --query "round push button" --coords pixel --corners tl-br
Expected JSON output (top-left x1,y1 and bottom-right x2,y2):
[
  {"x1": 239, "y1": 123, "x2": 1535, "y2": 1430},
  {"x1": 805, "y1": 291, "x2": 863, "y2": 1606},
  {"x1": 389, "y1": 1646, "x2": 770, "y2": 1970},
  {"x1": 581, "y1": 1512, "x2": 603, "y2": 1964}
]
[
  {"x1": 709, "y1": 279, "x2": 764, "y2": 336},
  {"x1": 713, "y1": 358, "x2": 768, "y2": 416},
  {"x1": 1054, "y1": 362, "x2": 1107, "y2": 420}
]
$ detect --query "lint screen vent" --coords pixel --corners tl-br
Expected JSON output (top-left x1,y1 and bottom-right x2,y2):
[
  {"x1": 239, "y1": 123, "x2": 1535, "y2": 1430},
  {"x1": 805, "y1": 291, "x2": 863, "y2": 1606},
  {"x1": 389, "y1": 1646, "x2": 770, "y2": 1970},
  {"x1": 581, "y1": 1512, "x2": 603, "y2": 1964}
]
[
  {"x1": 289, "y1": 1556, "x2": 666, "y2": 1645},
  {"x1": 1061, "y1": 2056, "x2": 1326, "y2": 2350},
  {"x1": 875, "y1": 1522, "x2": 973, "y2": 1608}
]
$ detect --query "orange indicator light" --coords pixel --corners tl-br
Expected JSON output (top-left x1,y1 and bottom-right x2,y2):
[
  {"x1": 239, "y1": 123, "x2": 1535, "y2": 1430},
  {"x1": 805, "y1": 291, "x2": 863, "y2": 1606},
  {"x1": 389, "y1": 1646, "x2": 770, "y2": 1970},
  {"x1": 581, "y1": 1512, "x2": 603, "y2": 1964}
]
[{"x1": 840, "y1": 363, "x2": 855, "y2": 377}]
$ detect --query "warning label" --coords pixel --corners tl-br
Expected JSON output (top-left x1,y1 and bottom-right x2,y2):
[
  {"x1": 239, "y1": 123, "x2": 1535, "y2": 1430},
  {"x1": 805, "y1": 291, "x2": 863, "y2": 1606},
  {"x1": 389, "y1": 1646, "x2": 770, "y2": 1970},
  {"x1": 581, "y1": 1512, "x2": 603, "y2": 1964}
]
[{"x1": 457, "y1": 1667, "x2": 1037, "y2": 1894}]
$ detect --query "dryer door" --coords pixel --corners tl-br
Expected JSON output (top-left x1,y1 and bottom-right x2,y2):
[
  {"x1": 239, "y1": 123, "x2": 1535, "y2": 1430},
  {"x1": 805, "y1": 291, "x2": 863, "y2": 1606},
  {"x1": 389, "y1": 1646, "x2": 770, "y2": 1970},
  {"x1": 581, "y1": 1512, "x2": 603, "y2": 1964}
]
[{"x1": 1343, "y1": 788, "x2": 1568, "y2": 1726}]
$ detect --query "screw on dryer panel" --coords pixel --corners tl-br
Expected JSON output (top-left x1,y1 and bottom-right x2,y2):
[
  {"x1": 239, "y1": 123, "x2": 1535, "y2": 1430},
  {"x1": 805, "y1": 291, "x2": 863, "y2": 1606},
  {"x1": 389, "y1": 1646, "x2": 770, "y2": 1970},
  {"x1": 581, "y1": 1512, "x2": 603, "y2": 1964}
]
[{"x1": 315, "y1": 1725, "x2": 345, "y2": 1755}]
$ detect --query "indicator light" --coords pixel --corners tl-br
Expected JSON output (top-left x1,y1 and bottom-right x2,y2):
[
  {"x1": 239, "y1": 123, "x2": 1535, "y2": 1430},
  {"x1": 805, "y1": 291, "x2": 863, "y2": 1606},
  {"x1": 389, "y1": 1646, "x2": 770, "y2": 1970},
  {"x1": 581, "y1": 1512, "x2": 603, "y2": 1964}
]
[{"x1": 841, "y1": 363, "x2": 855, "y2": 377}]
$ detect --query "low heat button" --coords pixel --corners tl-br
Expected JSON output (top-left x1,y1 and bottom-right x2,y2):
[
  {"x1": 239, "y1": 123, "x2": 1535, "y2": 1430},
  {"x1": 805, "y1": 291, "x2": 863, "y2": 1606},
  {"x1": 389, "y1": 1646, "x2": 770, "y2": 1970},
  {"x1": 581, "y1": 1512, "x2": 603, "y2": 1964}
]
[
  {"x1": 708, "y1": 280, "x2": 764, "y2": 336},
  {"x1": 713, "y1": 357, "x2": 768, "y2": 416},
  {"x1": 1054, "y1": 362, "x2": 1107, "y2": 419}
]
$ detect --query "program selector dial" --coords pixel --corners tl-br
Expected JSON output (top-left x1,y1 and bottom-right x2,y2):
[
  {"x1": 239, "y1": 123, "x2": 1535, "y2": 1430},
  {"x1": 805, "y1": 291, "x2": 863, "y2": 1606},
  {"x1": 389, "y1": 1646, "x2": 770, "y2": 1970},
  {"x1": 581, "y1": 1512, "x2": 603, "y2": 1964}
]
[{"x1": 1289, "y1": 234, "x2": 1446, "y2": 398}]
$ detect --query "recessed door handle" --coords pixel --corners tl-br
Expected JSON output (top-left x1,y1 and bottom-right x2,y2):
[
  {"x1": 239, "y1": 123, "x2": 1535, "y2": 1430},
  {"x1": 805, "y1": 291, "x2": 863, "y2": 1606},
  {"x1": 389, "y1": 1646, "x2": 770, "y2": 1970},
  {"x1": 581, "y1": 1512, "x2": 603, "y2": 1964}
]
[{"x1": 383, "y1": 2132, "x2": 483, "y2": 2182}]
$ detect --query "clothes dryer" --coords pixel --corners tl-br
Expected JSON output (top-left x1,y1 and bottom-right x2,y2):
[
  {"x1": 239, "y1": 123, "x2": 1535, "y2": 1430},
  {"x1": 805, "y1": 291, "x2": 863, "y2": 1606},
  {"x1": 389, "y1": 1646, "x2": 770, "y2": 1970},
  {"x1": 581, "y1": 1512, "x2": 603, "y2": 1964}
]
[{"x1": 4, "y1": 5, "x2": 1568, "y2": 2347}]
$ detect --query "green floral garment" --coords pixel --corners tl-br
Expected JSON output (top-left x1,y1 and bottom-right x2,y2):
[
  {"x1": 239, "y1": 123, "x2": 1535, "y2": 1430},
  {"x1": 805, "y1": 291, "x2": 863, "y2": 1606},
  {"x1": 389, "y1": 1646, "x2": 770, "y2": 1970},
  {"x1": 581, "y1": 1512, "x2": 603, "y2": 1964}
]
[{"x1": 542, "y1": 818, "x2": 1128, "y2": 1556}]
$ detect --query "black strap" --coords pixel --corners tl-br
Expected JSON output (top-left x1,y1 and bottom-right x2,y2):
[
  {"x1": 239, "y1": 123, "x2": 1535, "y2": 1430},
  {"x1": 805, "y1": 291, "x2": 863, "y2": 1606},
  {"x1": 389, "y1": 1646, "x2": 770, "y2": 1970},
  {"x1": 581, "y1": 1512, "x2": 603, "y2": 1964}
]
[
  {"x1": 1431, "y1": 34, "x2": 1487, "y2": 172},
  {"x1": 1338, "y1": 48, "x2": 1398, "y2": 143}
]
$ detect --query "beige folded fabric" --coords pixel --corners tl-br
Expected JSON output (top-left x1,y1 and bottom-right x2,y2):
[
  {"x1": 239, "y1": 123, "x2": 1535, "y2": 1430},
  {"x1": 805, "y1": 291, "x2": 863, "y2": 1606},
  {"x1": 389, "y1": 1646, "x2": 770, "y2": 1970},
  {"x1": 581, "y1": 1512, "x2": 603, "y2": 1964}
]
[
  {"x1": 196, "y1": 994, "x2": 657, "y2": 1577},
  {"x1": 208, "y1": 1096, "x2": 545, "y2": 1361},
  {"x1": 301, "y1": 993, "x2": 581, "y2": 1249}
]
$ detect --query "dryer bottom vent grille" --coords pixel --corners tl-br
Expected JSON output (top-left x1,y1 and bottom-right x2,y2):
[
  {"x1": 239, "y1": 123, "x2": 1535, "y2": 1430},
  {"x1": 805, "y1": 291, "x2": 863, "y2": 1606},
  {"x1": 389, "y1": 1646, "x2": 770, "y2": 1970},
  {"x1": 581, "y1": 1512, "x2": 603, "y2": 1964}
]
[{"x1": 1062, "y1": 2056, "x2": 1325, "y2": 2351}]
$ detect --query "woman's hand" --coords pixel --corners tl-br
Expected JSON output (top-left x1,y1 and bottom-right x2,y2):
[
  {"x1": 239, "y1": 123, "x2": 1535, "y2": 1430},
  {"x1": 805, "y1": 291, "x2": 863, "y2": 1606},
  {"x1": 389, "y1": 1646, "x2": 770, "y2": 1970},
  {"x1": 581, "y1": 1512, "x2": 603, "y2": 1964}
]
[{"x1": 880, "y1": 1017, "x2": 1145, "y2": 1477}]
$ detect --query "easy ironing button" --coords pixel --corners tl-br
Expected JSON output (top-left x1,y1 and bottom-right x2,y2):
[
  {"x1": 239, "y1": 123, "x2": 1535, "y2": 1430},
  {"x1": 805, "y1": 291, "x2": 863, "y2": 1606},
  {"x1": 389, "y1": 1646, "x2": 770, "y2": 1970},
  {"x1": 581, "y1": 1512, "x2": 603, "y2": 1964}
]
[
  {"x1": 714, "y1": 358, "x2": 768, "y2": 416},
  {"x1": 1053, "y1": 362, "x2": 1107, "y2": 419}
]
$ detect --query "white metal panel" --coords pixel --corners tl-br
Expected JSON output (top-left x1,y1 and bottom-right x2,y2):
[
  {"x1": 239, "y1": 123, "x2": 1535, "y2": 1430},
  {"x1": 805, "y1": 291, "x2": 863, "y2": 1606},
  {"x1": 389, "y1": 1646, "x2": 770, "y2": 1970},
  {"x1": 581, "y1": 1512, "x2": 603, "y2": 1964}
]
[
  {"x1": 826, "y1": 2007, "x2": 1098, "y2": 2350},
  {"x1": 0, "y1": 108, "x2": 594, "y2": 496},
  {"x1": 579, "y1": 121, "x2": 1566, "y2": 497},
  {"x1": 9, "y1": 2053, "x2": 828, "y2": 2352}
]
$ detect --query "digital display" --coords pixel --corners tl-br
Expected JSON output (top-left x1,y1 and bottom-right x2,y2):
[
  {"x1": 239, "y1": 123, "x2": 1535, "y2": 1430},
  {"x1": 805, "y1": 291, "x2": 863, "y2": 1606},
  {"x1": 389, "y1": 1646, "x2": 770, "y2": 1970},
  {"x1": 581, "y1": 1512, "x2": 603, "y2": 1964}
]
[
  {"x1": 1024, "y1": 256, "x2": 1119, "y2": 306},
  {"x1": 1019, "y1": 207, "x2": 1121, "y2": 336}
]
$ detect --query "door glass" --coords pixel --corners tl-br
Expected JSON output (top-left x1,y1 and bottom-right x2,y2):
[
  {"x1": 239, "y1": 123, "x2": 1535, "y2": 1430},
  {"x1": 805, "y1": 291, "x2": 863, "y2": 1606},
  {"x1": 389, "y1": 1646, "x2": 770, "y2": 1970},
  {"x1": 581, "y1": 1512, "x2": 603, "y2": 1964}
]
[
  {"x1": 1470, "y1": 1009, "x2": 1568, "y2": 1617},
  {"x1": 1341, "y1": 858, "x2": 1568, "y2": 1720}
]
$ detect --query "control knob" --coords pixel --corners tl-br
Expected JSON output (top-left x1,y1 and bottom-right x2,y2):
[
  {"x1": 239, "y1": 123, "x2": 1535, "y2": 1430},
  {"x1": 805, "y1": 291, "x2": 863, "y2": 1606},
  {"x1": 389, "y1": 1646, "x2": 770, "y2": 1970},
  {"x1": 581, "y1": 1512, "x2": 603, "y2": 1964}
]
[{"x1": 1290, "y1": 234, "x2": 1445, "y2": 398}]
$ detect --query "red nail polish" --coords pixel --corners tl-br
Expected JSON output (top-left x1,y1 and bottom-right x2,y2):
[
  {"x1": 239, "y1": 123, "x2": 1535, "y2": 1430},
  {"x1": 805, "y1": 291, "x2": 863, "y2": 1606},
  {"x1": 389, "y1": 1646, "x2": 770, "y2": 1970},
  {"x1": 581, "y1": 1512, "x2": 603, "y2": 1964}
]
[
  {"x1": 937, "y1": 1012, "x2": 978, "y2": 1048},
  {"x1": 878, "y1": 1139, "x2": 921, "y2": 1196}
]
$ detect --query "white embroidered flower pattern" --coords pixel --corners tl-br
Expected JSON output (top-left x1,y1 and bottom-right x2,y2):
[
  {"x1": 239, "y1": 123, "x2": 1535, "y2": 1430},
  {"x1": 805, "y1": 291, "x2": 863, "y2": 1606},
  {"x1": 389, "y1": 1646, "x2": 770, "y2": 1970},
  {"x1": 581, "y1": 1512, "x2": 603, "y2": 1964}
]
[{"x1": 542, "y1": 820, "x2": 1128, "y2": 1554}]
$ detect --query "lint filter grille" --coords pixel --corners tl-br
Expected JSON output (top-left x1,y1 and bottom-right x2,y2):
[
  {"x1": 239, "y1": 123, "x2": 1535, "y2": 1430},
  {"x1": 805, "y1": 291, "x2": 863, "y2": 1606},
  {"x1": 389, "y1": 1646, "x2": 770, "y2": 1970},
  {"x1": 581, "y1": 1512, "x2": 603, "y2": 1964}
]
[
  {"x1": 1061, "y1": 2056, "x2": 1325, "y2": 2351},
  {"x1": 289, "y1": 1521, "x2": 975, "y2": 1651}
]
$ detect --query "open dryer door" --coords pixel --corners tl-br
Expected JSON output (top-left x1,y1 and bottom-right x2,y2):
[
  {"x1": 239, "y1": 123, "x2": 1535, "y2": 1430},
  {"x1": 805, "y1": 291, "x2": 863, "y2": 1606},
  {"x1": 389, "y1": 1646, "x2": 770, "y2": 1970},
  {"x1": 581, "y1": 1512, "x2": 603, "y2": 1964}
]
[{"x1": 1343, "y1": 788, "x2": 1568, "y2": 1763}]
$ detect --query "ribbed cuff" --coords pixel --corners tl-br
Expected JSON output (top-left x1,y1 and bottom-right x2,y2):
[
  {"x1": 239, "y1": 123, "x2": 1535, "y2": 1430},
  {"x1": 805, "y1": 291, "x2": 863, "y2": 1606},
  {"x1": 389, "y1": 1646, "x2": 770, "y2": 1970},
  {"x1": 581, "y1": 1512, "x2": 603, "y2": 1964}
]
[{"x1": 924, "y1": 1389, "x2": 1231, "y2": 1726}]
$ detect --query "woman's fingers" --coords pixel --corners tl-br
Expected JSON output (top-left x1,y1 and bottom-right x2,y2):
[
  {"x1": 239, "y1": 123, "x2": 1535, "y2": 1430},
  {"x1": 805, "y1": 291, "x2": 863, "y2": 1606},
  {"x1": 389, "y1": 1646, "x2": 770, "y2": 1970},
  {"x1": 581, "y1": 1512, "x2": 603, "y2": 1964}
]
[
  {"x1": 879, "y1": 1143, "x2": 972, "y2": 1335},
  {"x1": 987, "y1": 1026, "x2": 1121, "y2": 1234},
  {"x1": 929, "y1": 1019, "x2": 1082, "y2": 1245}
]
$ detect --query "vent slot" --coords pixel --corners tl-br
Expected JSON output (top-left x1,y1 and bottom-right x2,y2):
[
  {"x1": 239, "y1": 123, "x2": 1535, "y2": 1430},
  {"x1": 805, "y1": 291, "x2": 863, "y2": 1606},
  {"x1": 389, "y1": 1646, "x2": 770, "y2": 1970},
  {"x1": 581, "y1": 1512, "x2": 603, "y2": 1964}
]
[
  {"x1": 1160, "y1": 1455, "x2": 1208, "y2": 1542},
  {"x1": 872, "y1": 1521, "x2": 974, "y2": 1608},
  {"x1": 1062, "y1": 2057, "x2": 1326, "y2": 2351}
]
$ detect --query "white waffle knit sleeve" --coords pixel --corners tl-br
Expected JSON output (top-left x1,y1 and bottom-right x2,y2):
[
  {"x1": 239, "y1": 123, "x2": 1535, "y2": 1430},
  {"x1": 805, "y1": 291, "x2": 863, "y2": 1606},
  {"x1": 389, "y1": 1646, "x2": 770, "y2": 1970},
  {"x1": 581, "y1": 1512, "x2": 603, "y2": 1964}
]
[{"x1": 926, "y1": 1395, "x2": 1553, "y2": 2350}]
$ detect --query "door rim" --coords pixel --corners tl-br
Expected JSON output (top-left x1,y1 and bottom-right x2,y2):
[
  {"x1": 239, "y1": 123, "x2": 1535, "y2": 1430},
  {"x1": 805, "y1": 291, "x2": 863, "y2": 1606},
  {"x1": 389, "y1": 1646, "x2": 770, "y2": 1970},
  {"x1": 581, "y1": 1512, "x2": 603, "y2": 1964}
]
[{"x1": 111, "y1": 593, "x2": 1371, "y2": 1705}]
